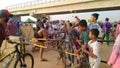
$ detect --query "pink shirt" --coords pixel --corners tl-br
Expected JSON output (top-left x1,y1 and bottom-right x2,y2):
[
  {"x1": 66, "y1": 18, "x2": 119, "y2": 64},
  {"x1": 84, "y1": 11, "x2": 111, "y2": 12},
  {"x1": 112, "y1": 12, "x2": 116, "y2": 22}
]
[
  {"x1": 108, "y1": 34, "x2": 120, "y2": 68},
  {"x1": 115, "y1": 23, "x2": 120, "y2": 37}
]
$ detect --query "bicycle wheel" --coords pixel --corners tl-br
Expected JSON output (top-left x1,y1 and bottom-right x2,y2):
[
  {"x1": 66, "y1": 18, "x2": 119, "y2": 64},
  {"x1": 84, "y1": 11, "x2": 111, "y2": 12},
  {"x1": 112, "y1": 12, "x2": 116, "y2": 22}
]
[{"x1": 14, "y1": 53, "x2": 34, "y2": 68}]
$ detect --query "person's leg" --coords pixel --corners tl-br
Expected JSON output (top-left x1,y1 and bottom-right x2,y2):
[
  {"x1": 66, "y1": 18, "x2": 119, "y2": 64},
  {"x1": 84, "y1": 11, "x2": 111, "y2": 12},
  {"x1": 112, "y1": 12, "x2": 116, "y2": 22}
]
[
  {"x1": 102, "y1": 33, "x2": 105, "y2": 44},
  {"x1": 39, "y1": 42, "x2": 47, "y2": 61},
  {"x1": 106, "y1": 33, "x2": 110, "y2": 46},
  {"x1": 66, "y1": 42, "x2": 72, "y2": 65},
  {"x1": 40, "y1": 48, "x2": 43, "y2": 60},
  {"x1": 70, "y1": 49, "x2": 74, "y2": 66}
]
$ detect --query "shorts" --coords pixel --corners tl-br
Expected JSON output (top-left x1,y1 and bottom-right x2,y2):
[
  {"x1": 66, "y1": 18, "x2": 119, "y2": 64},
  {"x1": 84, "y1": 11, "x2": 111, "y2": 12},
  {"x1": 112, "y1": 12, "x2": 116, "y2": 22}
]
[{"x1": 34, "y1": 33, "x2": 45, "y2": 42}]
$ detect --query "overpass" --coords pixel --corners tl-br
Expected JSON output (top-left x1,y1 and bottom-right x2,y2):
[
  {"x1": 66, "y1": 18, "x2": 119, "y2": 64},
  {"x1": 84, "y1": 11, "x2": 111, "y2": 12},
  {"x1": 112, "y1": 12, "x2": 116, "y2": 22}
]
[{"x1": 7, "y1": 0, "x2": 120, "y2": 19}]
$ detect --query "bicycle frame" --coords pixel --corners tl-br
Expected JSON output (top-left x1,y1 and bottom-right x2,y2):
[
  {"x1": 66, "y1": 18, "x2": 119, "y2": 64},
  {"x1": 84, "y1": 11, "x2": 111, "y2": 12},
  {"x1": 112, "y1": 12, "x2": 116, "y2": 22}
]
[
  {"x1": 0, "y1": 50, "x2": 16, "y2": 61},
  {"x1": 0, "y1": 42, "x2": 23, "y2": 62}
]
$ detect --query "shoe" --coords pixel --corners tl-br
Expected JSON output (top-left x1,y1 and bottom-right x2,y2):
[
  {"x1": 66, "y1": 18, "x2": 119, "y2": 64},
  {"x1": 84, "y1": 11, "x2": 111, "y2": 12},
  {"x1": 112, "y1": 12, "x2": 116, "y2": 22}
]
[{"x1": 67, "y1": 63, "x2": 74, "y2": 67}]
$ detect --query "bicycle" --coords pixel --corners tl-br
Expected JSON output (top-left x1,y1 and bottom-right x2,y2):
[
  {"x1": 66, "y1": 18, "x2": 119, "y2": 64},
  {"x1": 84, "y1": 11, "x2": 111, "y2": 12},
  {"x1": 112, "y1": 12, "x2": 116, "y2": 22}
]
[{"x1": 0, "y1": 41, "x2": 34, "y2": 68}]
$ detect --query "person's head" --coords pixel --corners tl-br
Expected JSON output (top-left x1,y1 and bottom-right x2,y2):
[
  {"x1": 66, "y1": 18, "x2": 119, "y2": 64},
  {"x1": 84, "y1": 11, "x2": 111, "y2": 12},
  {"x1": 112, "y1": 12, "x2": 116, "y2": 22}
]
[
  {"x1": 89, "y1": 29, "x2": 99, "y2": 40},
  {"x1": 40, "y1": 16, "x2": 48, "y2": 23},
  {"x1": 0, "y1": 9, "x2": 13, "y2": 24},
  {"x1": 37, "y1": 19, "x2": 40, "y2": 23},
  {"x1": 79, "y1": 20, "x2": 87, "y2": 31},
  {"x1": 91, "y1": 13, "x2": 99, "y2": 22},
  {"x1": 105, "y1": 18, "x2": 109, "y2": 22}
]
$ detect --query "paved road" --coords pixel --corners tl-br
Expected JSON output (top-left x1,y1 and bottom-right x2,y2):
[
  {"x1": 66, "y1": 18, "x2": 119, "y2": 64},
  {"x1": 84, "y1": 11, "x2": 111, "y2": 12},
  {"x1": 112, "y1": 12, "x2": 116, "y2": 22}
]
[{"x1": 0, "y1": 43, "x2": 113, "y2": 68}]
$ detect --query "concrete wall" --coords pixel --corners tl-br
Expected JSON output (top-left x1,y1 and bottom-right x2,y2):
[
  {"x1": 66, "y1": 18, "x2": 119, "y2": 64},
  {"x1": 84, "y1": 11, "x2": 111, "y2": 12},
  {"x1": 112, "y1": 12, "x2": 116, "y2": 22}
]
[{"x1": 10, "y1": 0, "x2": 120, "y2": 16}]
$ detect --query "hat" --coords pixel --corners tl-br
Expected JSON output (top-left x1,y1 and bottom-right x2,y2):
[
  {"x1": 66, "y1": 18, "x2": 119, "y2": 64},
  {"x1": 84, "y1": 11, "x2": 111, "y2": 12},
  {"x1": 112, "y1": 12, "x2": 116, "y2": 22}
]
[
  {"x1": 0, "y1": 9, "x2": 13, "y2": 18},
  {"x1": 92, "y1": 13, "x2": 99, "y2": 20}
]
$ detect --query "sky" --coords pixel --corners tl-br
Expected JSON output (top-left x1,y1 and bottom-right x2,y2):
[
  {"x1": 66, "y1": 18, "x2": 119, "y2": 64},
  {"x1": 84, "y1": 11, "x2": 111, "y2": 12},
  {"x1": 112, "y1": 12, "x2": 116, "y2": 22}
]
[
  {"x1": 50, "y1": 10, "x2": 120, "y2": 22},
  {"x1": 0, "y1": 0, "x2": 34, "y2": 9}
]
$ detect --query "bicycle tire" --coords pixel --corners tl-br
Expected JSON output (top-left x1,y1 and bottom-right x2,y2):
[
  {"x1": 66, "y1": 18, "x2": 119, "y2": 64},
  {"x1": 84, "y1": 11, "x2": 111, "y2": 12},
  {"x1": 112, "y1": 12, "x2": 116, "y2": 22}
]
[{"x1": 14, "y1": 53, "x2": 34, "y2": 68}]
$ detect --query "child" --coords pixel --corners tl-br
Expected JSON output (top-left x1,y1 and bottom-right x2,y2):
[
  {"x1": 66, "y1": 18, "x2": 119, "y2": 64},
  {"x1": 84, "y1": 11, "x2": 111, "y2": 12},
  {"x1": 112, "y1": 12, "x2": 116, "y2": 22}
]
[{"x1": 82, "y1": 29, "x2": 101, "y2": 68}]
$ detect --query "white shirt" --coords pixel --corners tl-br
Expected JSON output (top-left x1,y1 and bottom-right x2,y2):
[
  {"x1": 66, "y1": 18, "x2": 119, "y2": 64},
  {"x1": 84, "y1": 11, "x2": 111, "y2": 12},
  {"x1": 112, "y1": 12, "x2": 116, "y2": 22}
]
[{"x1": 88, "y1": 40, "x2": 101, "y2": 68}]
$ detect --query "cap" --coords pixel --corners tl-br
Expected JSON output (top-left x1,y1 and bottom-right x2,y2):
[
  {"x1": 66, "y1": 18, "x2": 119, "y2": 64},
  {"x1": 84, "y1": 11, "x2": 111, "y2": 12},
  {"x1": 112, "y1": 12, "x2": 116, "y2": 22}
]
[
  {"x1": 0, "y1": 9, "x2": 13, "y2": 18},
  {"x1": 92, "y1": 13, "x2": 99, "y2": 20}
]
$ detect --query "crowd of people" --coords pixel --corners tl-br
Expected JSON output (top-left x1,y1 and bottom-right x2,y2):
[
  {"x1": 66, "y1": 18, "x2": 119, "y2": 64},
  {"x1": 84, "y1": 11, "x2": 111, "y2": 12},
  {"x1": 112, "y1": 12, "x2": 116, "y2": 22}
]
[{"x1": 0, "y1": 9, "x2": 120, "y2": 68}]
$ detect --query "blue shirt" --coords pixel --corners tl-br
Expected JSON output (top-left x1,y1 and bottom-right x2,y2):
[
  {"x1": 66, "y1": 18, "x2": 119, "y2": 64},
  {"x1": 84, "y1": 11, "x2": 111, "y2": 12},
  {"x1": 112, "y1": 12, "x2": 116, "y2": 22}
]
[{"x1": 88, "y1": 23, "x2": 102, "y2": 37}]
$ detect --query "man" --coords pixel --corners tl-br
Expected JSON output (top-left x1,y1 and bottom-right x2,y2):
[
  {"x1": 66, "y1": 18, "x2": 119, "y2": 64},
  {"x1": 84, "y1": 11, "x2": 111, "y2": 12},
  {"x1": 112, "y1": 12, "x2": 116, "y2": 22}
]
[
  {"x1": 0, "y1": 9, "x2": 13, "y2": 48},
  {"x1": 73, "y1": 20, "x2": 90, "y2": 67},
  {"x1": 104, "y1": 18, "x2": 111, "y2": 46},
  {"x1": 88, "y1": 13, "x2": 102, "y2": 37},
  {"x1": 76, "y1": 20, "x2": 90, "y2": 51},
  {"x1": 34, "y1": 16, "x2": 50, "y2": 61}
]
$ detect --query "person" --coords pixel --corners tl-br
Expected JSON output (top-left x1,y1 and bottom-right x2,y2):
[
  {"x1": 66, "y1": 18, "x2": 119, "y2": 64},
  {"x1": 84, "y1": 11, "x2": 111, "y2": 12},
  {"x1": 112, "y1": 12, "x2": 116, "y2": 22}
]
[
  {"x1": 34, "y1": 16, "x2": 50, "y2": 61},
  {"x1": 104, "y1": 18, "x2": 112, "y2": 46},
  {"x1": 76, "y1": 20, "x2": 90, "y2": 50},
  {"x1": 0, "y1": 9, "x2": 13, "y2": 56},
  {"x1": 0, "y1": 9, "x2": 13, "y2": 47},
  {"x1": 72, "y1": 20, "x2": 90, "y2": 68},
  {"x1": 88, "y1": 13, "x2": 102, "y2": 37},
  {"x1": 115, "y1": 20, "x2": 120, "y2": 37},
  {"x1": 108, "y1": 21, "x2": 120, "y2": 68},
  {"x1": 82, "y1": 29, "x2": 101, "y2": 68}
]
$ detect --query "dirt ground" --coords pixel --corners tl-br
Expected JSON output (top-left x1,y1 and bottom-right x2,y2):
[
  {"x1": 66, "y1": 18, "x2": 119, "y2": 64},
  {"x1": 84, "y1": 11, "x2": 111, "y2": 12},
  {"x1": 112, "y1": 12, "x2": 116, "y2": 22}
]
[{"x1": 0, "y1": 42, "x2": 113, "y2": 68}]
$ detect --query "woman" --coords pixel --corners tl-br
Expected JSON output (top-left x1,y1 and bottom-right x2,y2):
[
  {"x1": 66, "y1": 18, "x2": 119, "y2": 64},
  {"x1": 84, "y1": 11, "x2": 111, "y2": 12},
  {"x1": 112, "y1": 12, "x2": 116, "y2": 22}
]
[{"x1": 108, "y1": 20, "x2": 120, "y2": 68}]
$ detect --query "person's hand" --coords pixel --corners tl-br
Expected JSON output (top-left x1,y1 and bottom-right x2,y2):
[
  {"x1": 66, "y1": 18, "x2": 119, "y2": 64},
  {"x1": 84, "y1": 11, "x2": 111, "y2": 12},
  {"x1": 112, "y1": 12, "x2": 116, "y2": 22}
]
[
  {"x1": 75, "y1": 16, "x2": 78, "y2": 18},
  {"x1": 108, "y1": 64, "x2": 112, "y2": 68},
  {"x1": 6, "y1": 38, "x2": 12, "y2": 43},
  {"x1": 75, "y1": 50, "x2": 80, "y2": 54},
  {"x1": 81, "y1": 48, "x2": 86, "y2": 52},
  {"x1": 71, "y1": 27, "x2": 74, "y2": 30}
]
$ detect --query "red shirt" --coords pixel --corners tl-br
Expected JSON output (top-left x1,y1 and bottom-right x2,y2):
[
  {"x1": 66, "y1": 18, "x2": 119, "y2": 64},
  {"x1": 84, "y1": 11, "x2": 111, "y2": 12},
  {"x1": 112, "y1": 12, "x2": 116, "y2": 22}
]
[
  {"x1": 0, "y1": 23, "x2": 5, "y2": 47},
  {"x1": 7, "y1": 22, "x2": 17, "y2": 36}
]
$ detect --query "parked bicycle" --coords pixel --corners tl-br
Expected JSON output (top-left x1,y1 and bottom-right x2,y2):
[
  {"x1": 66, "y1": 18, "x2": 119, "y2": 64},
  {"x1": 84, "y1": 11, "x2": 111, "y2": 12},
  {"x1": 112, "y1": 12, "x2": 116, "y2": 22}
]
[{"x1": 0, "y1": 41, "x2": 34, "y2": 68}]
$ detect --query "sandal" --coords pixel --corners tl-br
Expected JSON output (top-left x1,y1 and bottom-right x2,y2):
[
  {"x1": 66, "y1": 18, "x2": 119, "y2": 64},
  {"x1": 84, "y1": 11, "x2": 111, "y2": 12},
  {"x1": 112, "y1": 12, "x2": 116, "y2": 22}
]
[{"x1": 41, "y1": 58, "x2": 48, "y2": 61}]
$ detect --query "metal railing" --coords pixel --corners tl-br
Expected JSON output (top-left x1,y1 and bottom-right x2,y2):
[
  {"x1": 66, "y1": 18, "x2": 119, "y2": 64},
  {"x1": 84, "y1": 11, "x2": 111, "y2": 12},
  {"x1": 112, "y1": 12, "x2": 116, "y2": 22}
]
[{"x1": 6, "y1": 0, "x2": 65, "y2": 9}]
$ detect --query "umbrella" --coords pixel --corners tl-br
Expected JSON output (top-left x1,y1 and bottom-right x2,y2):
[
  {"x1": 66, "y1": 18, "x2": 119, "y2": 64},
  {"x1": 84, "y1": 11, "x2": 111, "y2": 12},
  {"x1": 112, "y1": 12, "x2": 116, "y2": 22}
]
[{"x1": 25, "y1": 18, "x2": 35, "y2": 23}]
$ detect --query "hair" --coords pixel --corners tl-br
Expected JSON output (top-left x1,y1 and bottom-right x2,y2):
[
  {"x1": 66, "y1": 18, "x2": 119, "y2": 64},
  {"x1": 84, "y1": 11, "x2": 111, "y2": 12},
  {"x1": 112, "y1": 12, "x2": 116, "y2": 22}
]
[
  {"x1": 106, "y1": 18, "x2": 109, "y2": 21},
  {"x1": 90, "y1": 29, "x2": 99, "y2": 38},
  {"x1": 69, "y1": 23, "x2": 73, "y2": 27},
  {"x1": 92, "y1": 13, "x2": 99, "y2": 20},
  {"x1": 79, "y1": 19, "x2": 87, "y2": 27}
]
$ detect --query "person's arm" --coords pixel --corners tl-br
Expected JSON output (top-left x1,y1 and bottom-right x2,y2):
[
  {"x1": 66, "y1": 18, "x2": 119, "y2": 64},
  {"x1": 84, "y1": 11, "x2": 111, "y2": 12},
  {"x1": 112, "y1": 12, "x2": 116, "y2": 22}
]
[
  {"x1": 75, "y1": 16, "x2": 80, "y2": 22},
  {"x1": 82, "y1": 48, "x2": 97, "y2": 58},
  {"x1": 71, "y1": 24, "x2": 79, "y2": 29}
]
